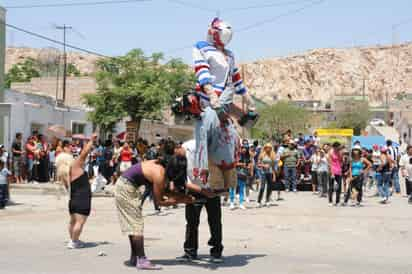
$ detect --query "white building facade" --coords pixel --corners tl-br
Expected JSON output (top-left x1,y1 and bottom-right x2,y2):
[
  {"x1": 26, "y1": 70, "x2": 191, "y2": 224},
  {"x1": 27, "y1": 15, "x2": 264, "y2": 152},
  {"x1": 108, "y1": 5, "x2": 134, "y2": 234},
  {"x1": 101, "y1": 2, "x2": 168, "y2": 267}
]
[{"x1": 0, "y1": 89, "x2": 93, "y2": 148}]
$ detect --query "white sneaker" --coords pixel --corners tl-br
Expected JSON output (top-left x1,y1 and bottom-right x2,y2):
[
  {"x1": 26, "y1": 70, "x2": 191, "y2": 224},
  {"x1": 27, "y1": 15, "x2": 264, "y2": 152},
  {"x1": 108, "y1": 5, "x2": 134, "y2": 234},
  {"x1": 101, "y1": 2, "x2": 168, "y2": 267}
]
[
  {"x1": 239, "y1": 204, "x2": 246, "y2": 210},
  {"x1": 229, "y1": 203, "x2": 235, "y2": 210},
  {"x1": 257, "y1": 202, "x2": 262, "y2": 208},
  {"x1": 67, "y1": 240, "x2": 84, "y2": 249}
]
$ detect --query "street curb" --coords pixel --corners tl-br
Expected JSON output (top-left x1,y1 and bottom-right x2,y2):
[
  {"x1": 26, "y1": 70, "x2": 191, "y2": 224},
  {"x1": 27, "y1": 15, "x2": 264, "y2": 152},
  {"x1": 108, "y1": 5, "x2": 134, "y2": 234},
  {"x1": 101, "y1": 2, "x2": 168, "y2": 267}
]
[{"x1": 9, "y1": 184, "x2": 114, "y2": 197}]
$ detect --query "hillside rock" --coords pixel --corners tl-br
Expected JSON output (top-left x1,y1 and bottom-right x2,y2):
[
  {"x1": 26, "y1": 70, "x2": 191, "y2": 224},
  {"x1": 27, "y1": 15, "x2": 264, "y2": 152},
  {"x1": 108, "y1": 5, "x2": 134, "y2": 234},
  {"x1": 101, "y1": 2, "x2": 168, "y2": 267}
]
[
  {"x1": 243, "y1": 43, "x2": 412, "y2": 106},
  {"x1": 6, "y1": 47, "x2": 100, "y2": 75}
]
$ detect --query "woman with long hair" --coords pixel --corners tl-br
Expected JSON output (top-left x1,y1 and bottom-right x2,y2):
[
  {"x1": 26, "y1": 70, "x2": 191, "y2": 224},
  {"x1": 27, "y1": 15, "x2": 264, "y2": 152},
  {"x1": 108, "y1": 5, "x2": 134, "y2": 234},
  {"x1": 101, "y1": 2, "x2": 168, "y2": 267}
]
[
  {"x1": 114, "y1": 148, "x2": 194, "y2": 269},
  {"x1": 229, "y1": 144, "x2": 252, "y2": 210},
  {"x1": 377, "y1": 147, "x2": 393, "y2": 204},
  {"x1": 56, "y1": 134, "x2": 97, "y2": 249},
  {"x1": 257, "y1": 143, "x2": 276, "y2": 207},
  {"x1": 343, "y1": 148, "x2": 372, "y2": 206},
  {"x1": 328, "y1": 142, "x2": 343, "y2": 206}
]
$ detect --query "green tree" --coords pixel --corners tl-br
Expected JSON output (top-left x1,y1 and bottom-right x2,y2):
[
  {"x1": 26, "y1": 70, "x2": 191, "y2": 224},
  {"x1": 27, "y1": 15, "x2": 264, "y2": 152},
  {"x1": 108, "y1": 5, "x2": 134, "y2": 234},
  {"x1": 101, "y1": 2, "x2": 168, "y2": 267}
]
[
  {"x1": 67, "y1": 63, "x2": 81, "y2": 77},
  {"x1": 83, "y1": 49, "x2": 195, "y2": 135},
  {"x1": 332, "y1": 99, "x2": 371, "y2": 135},
  {"x1": 5, "y1": 58, "x2": 40, "y2": 88},
  {"x1": 253, "y1": 101, "x2": 309, "y2": 141}
]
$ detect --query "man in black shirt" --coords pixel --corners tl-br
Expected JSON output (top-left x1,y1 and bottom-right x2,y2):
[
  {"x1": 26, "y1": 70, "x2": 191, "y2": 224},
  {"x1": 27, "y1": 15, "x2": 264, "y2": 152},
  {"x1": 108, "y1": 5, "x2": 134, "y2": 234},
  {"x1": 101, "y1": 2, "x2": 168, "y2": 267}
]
[{"x1": 12, "y1": 133, "x2": 23, "y2": 184}]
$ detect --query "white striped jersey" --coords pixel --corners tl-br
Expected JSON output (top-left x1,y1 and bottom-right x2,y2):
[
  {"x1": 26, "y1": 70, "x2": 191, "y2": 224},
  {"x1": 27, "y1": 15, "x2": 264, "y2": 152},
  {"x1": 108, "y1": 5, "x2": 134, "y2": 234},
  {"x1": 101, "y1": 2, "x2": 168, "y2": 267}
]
[{"x1": 193, "y1": 41, "x2": 247, "y2": 107}]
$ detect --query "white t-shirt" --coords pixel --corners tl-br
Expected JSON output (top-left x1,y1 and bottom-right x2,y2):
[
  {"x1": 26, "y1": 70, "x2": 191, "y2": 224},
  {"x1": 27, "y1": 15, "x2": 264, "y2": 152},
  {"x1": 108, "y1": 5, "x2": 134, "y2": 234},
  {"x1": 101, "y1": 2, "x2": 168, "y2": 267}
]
[
  {"x1": 372, "y1": 150, "x2": 381, "y2": 166},
  {"x1": 399, "y1": 154, "x2": 412, "y2": 178},
  {"x1": 311, "y1": 154, "x2": 320, "y2": 171},
  {"x1": 318, "y1": 156, "x2": 329, "y2": 173},
  {"x1": 1, "y1": 152, "x2": 8, "y2": 164},
  {"x1": 0, "y1": 168, "x2": 11, "y2": 185}
]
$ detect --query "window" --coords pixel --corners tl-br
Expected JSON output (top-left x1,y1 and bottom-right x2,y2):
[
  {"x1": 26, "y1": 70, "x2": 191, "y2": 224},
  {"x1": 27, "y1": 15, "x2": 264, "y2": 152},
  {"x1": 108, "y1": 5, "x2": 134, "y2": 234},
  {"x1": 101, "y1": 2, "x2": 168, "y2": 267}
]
[
  {"x1": 31, "y1": 123, "x2": 43, "y2": 135},
  {"x1": 72, "y1": 122, "x2": 86, "y2": 135}
]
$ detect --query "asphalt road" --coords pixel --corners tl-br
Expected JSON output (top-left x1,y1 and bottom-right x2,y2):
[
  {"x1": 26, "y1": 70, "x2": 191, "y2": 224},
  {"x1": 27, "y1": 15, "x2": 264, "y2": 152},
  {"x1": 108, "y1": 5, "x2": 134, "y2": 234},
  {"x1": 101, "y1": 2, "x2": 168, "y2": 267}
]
[{"x1": 1, "y1": 191, "x2": 411, "y2": 274}]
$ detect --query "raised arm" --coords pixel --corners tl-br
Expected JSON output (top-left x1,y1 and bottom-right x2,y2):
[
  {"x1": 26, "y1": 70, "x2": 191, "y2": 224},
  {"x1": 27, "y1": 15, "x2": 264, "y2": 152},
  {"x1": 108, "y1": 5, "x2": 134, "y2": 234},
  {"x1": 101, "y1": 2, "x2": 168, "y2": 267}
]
[{"x1": 73, "y1": 134, "x2": 97, "y2": 169}]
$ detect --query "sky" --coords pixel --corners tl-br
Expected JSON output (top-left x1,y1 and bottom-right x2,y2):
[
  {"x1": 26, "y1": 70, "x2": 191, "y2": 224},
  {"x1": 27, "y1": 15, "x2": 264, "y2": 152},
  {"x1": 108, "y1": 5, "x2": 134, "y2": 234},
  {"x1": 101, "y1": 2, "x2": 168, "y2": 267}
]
[{"x1": 1, "y1": 0, "x2": 412, "y2": 63}]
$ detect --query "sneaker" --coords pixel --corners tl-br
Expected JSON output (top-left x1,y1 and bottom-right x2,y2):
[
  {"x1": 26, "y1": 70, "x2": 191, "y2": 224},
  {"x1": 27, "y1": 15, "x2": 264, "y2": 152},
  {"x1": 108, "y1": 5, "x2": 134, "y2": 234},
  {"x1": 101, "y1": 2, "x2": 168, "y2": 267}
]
[
  {"x1": 341, "y1": 202, "x2": 347, "y2": 207},
  {"x1": 66, "y1": 240, "x2": 84, "y2": 249},
  {"x1": 229, "y1": 203, "x2": 235, "y2": 210},
  {"x1": 257, "y1": 202, "x2": 262, "y2": 208},
  {"x1": 210, "y1": 256, "x2": 224, "y2": 264},
  {"x1": 293, "y1": 189, "x2": 297, "y2": 193},
  {"x1": 380, "y1": 199, "x2": 388, "y2": 204},
  {"x1": 137, "y1": 257, "x2": 161, "y2": 270},
  {"x1": 239, "y1": 204, "x2": 246, "y2": 210},
  {"x1": 176, "y1": 253, "x2": 198, "y2": 262},
  {"x1": 356, "y1": 202, "x2": 361, "y2": 207}
]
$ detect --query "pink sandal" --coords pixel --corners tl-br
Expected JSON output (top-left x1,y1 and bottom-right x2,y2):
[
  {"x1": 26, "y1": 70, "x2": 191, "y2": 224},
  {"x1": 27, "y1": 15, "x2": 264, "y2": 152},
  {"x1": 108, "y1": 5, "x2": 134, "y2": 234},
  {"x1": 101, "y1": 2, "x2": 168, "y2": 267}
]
[{"x1": 136, "y1": 257, "x2": 162, "y2": 270}]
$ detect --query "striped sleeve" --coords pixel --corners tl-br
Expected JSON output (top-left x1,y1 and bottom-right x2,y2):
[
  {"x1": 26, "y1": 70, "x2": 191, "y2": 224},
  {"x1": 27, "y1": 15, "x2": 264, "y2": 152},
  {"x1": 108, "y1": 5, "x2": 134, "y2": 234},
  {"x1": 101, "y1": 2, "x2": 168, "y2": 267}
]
[
  {"x1": 232, "y1": 66, "x2": 247, "y2": 95},
  {"x1": 193, "y1": 41, "x2": 213, "y2": 87}
]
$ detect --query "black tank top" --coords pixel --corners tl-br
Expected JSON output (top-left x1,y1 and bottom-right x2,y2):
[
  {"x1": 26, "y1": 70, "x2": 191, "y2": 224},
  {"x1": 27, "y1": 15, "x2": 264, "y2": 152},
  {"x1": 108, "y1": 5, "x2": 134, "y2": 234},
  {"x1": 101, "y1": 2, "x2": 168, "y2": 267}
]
[
  {"x1": 70, "y1": 172, "x2": 91, "y2": 199},
  {"x1": 381, "y1": 158, "x2": 391, "y2": 173}
]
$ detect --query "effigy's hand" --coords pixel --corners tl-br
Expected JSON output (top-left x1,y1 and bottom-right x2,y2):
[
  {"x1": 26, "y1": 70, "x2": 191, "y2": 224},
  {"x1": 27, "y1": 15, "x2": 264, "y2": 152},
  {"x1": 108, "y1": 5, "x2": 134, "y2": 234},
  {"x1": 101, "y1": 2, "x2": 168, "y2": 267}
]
[{"x1": 214, "y1": 107, "x2": 230, "y2": 125}]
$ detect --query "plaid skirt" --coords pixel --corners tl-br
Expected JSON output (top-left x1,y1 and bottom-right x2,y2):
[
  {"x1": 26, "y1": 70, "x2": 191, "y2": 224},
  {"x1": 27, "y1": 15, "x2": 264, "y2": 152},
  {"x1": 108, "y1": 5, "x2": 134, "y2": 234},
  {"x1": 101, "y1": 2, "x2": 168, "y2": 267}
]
[{"x1": 114, "y1": 177, "x2": 144, "y2": 235}]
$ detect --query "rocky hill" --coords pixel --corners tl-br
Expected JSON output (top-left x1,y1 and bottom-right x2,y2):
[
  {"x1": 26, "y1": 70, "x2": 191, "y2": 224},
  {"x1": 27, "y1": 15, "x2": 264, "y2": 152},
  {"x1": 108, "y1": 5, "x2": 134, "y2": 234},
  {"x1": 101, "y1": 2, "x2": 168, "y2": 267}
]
[
  {"x1": 242, "y1": 42, "x2": 412, "y2": 107},
  {"x1": 6, "y1": 43, "x2": 412, "y2": 107},
  {"x1": 6, "y1": 47, "x2": 100, "y2": 75}
]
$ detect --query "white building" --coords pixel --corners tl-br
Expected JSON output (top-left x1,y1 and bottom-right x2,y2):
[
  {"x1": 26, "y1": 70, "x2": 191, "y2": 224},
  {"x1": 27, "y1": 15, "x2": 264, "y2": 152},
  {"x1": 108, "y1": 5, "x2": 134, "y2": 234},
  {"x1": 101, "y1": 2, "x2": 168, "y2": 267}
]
[{"x1": 0, "y1": 89, "x2": 93, "y2": 148}]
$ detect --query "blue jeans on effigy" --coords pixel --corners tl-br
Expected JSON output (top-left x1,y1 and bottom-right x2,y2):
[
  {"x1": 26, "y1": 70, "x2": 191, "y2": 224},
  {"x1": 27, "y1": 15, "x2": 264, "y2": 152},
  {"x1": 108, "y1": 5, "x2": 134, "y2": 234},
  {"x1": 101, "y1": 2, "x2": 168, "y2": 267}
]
[
  {"x1": 378, "y1": 172, "x2": 391, "y2": 199},
  {"x1": 391, "y1": 167, "x2": 400, "y2": 193},
  {"x1": 194, "y1": 106, "x2": 238, "y2": 172},
  {"x1": 230, "y1": 179, "x2": 245, "y2": 205},
  {"x1": 284, "y1": 166, "x2": 297, "y2": 191}
]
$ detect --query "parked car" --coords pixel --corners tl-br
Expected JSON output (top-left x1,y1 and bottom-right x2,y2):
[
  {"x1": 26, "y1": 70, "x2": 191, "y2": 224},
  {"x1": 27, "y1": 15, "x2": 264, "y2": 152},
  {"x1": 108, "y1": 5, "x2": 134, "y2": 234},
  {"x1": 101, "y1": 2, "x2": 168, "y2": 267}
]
[{"x1": 370, "y1": 118, "x2": 386, "y2": 126}]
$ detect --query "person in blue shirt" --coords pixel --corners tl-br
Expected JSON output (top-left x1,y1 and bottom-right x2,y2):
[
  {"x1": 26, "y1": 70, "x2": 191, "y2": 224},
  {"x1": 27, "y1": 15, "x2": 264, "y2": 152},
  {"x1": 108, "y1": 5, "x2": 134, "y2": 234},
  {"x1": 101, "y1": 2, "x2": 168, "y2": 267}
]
[{"x1": 343, "y1": 147, "x2": 371, "y2": 207}]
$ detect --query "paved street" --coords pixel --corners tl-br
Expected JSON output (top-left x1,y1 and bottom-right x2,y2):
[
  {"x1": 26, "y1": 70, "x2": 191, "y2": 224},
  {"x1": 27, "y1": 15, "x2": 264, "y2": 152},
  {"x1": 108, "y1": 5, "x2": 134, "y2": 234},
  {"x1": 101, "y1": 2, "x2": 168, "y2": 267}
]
[{"x1": 1, "y1": 191, "x2": 411, "y2": 274}]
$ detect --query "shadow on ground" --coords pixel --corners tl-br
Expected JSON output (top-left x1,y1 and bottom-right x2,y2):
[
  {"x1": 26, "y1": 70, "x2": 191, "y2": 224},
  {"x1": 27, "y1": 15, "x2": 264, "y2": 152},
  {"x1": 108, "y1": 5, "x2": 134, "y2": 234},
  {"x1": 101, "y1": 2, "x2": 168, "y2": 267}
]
[
  {"x1": 153, "y1": 254, "x2": 266, "y2": 270},
  {"x1": 82, "y1": 241, "x2": 112, "y2": 249}
]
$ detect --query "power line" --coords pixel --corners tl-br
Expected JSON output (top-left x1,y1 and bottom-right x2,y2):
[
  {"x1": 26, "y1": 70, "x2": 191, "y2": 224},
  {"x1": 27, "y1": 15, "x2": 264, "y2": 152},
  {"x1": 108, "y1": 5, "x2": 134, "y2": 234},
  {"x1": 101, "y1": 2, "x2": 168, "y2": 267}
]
[
  {"x1": 167, "y1": 0, "x2": 217, "y2": 13},
  {"x1": 225, "y1": 0, "x2": 313, "y2": 13},
  {"x1": 4, "y1": 22, "x2": 109, "y2": 58},
  {"x1": 237, "y1": 0, "x2": 327, "y2": 32},
  {"x1": 4, "y1": 0, "x2": 151, "y2": 9},
  {"x1": 393, "y1": 17, "x2": 412, "y2": 29},
  {"x1": 164, "y1": 0, "x2": 327, "y2": 56}
]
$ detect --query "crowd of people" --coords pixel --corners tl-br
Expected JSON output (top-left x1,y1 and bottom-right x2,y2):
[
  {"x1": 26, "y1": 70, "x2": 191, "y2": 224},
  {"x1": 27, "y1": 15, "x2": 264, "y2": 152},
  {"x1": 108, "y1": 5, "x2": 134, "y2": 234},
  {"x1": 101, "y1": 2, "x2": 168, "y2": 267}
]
[
  {"x1": 225, "y1": 131, "x2": 412, "y2": 209},
  {"x1": 1, "y1": 129, "x2": 412, "y2": 211}
]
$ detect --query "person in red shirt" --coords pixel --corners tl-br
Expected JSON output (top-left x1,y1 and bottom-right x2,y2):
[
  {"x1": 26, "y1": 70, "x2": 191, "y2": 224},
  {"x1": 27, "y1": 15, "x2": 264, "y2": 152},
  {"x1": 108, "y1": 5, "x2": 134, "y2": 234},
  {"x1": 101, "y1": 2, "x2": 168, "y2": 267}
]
[
  {"x1": 119, "y1": 142, "x2": 133, "y2": 174},
  {"x1": 25, "y1": 137, "x2": 37, "y2": 183}
]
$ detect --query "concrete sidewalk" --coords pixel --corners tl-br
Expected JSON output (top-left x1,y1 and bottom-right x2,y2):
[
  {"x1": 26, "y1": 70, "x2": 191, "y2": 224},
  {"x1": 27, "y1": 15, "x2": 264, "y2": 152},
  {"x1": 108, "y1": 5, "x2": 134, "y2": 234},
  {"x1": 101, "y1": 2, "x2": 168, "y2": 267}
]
[{"x1": 9, "y1": 182, "x2": 114, "y2": 197}]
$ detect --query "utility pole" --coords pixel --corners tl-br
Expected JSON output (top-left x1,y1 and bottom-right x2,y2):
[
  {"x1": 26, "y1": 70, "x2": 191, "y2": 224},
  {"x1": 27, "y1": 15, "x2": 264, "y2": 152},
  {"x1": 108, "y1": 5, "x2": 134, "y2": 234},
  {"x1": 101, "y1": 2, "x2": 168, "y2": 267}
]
[
  {"x1": 55, "y1": 24, "x2": 72, "y2": 104},
  {"x1": 0, "y1": 7, "x2": 6, "y2": 145}
]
